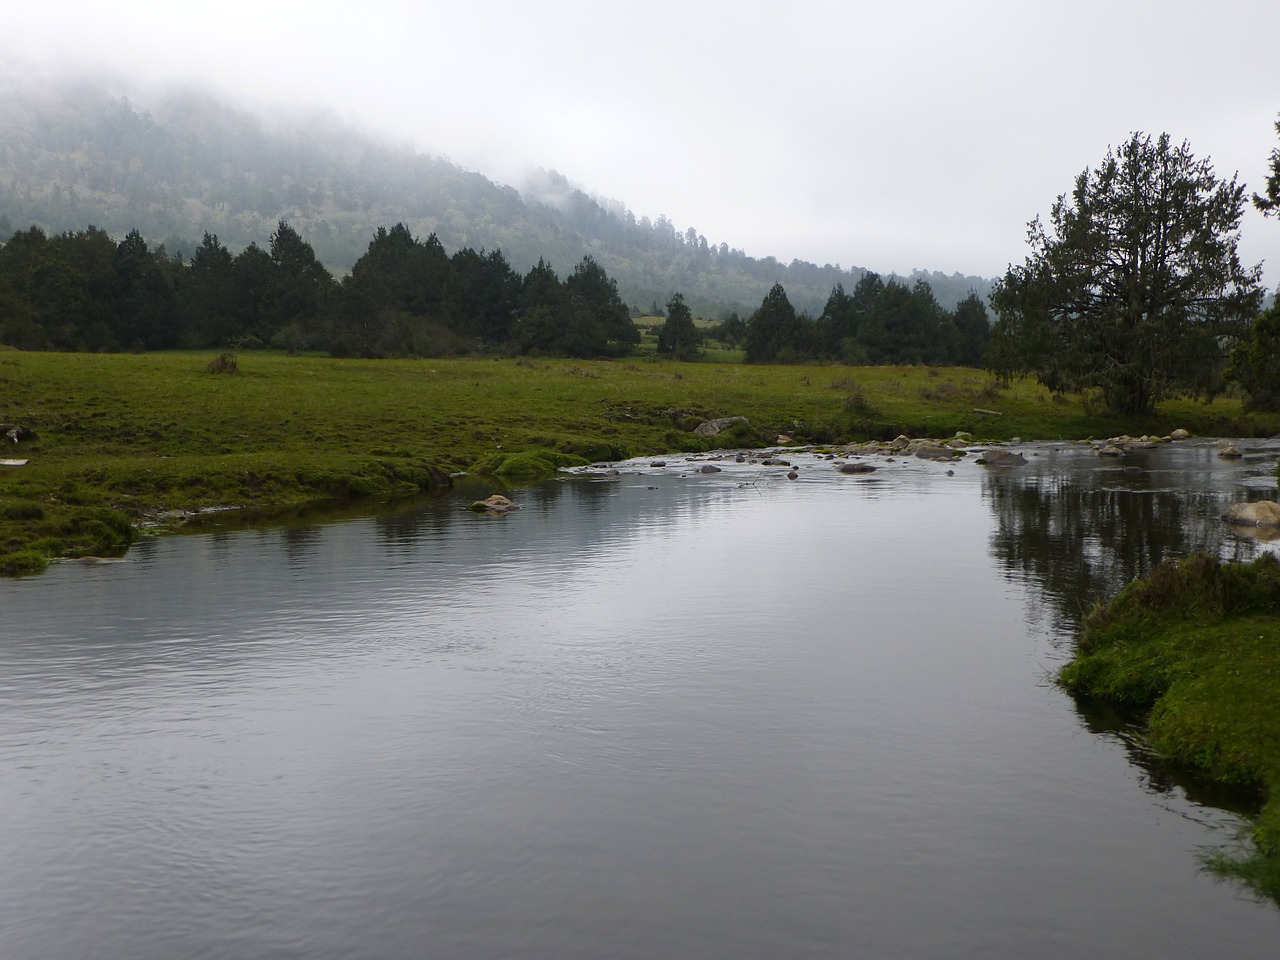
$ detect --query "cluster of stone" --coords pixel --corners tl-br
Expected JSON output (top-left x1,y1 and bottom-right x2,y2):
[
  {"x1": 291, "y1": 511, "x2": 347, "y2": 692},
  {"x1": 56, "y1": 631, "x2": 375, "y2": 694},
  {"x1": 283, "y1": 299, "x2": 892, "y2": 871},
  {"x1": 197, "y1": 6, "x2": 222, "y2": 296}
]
[
  {"x1": 839, "y1": 432, "x2": 976, "y2": 459},
  {"x1": 1092, "y1": 431, "x2": 1184, "y2": 457}
]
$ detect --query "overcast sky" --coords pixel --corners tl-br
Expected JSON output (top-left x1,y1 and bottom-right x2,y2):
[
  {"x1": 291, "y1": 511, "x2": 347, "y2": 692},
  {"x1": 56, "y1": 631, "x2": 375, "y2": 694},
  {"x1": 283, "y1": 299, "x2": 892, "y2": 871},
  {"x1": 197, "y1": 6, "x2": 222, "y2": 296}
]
[{"x1": 5, "y1": 0, "x2": 1280, "y2": 287}]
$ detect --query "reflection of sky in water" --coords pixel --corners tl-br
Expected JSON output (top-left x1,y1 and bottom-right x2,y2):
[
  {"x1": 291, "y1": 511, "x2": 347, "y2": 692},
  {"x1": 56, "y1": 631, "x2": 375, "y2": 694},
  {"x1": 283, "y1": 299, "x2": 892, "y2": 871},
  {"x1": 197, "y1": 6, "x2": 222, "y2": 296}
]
[{"x1": 3, "y1": 440, "x2": 1280, "y2": 960}]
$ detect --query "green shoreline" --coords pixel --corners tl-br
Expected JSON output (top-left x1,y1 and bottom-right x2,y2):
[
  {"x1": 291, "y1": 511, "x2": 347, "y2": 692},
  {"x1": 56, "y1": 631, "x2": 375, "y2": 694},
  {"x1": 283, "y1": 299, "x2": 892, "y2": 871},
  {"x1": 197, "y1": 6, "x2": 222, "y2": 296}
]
[
  {"x1": 5, "y1": 348, "x2": 1277, "y2": 576},
  {"x1": 1060, "y1": 554, "x2": 1280, "y2": 901}
]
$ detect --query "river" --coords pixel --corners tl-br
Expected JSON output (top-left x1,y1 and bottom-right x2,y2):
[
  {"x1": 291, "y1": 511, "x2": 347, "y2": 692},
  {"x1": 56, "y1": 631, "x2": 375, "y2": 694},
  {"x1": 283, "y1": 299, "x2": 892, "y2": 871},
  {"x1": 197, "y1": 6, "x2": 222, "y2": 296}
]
[{"x1": 3, "y1": 438, "x2": 1280, "y2": 958}]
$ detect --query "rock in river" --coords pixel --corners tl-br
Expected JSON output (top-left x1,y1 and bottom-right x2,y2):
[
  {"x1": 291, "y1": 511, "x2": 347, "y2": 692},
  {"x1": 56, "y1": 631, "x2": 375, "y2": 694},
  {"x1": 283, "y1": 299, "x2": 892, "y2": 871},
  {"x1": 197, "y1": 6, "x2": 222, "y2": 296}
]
[
  {"x1": 914, "y1": 443, "x2": 960, "y2": 461},
  {"x1": 470, "y1": 494, "x2": 519, "y2": 513},
  {"x1": 1224, "y1": 501, "x2": 1280, "y2": 526},
  {"x1": 977, "y1": 449, "x2": 1027, "y2": 467}
]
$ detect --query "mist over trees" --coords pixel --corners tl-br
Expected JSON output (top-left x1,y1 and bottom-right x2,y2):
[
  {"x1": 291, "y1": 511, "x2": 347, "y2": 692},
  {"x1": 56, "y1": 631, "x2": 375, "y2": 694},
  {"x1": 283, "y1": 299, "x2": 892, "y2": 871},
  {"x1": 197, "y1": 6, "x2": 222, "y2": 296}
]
[
  {"x1": 0, "y1": 79, "x2": 994, "y2": 320},
  {"x1": 0, "y1": 220, "x2": 639, "y2": 358},
  {"x1": 0, "y1": 215, "x2": 993, "y2": 366},
  {"x1": 5, "y1": 78, "x2": 1280, "y2": 421},
  {"x1": 740, "y1": 275, "x2": 992, "y2": 366}
]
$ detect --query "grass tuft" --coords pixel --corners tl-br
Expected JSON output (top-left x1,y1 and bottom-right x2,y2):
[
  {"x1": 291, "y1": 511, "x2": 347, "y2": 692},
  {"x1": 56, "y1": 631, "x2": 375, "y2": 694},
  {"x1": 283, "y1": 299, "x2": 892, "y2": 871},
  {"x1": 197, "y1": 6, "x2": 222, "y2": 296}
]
[{"x1": 206, "y1": 352, "x2": 238, "y2": 374}]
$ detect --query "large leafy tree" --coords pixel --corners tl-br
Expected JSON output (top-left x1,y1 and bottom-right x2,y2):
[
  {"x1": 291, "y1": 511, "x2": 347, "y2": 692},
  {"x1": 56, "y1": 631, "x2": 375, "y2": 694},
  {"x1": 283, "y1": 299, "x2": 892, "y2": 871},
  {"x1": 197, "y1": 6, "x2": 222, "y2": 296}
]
[{"x1": 989, "y1": 132, "x2": 1263, "y2": 414}]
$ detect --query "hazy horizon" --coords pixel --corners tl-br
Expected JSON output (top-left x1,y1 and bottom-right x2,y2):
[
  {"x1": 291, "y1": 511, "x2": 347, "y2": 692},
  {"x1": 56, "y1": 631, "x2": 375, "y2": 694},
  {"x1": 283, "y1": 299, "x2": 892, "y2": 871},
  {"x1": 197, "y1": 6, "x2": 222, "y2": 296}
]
[{"x1": 3, "y1": 1, "x2": 1279, "y2": 289}]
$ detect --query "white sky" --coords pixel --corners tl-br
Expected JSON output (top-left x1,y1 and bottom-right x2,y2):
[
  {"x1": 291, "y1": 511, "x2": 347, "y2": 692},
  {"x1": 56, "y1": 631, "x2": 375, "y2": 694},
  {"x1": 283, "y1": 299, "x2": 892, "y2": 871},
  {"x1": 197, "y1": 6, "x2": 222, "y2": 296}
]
[{"x1": 4, "y1": 0, "x2": 1280, "y2": 288}]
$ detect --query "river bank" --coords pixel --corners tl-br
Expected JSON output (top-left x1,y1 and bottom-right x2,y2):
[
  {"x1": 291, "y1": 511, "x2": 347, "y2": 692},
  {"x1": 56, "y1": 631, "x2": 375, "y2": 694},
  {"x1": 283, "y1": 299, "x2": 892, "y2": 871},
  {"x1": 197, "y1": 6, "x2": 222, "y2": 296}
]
[
  {"x1": 1060, "y1": 553, "x2": 1280, "y2": 899},
  {"x1": 3, "y1": 348, "x2": 1280, "y2": 574}
]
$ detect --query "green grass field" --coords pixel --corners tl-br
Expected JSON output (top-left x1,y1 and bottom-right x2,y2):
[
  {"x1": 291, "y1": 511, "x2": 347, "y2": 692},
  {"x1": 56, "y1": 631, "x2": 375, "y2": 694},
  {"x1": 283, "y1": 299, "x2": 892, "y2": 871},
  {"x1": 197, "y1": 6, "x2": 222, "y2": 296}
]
[{"x1": 2, "y1": 347, "x2": 1278, "y2": 573}]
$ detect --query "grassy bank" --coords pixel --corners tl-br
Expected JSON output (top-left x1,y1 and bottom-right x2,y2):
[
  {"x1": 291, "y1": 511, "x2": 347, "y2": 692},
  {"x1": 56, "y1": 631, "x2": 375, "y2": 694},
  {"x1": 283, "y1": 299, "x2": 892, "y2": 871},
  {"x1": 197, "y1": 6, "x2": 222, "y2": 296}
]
[
  {"x1": 3, "y1": 348, "x2": 1279, "y2": 573},
  {"x1": 1060, "y1": 554, "x2": 1280, "y2": 900}
]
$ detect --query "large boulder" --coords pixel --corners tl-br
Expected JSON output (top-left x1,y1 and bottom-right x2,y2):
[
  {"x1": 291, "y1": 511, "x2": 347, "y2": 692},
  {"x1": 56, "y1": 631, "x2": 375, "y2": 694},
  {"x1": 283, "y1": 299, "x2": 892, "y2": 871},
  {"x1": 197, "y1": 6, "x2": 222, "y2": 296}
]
[
  {"x1": 693, "y1": 416, "x2": 750, "y2": 437},
  {"x1": 1224, "y1": 501, "x2": 1280, "y2": 526},
  {"x1": 978, "y1": 448, "x2": 1027, "y2": 467},
  {"x1": 914, "y1": 443, "x2": 960, "y2": 461},
  {"x1": 836, "y1": 462, "x2": 877, "y2": 474},
  {"x1": 469, "y1": 494, "x2": 519, "y2": 513}
]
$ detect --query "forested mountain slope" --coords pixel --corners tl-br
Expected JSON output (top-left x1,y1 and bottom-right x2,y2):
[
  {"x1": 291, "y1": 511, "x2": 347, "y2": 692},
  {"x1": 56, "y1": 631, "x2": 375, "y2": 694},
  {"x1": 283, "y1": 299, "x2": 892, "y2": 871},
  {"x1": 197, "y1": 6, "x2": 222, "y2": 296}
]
[{"x1": 0, "y1": 79, "x2": 994, "y2": 316}]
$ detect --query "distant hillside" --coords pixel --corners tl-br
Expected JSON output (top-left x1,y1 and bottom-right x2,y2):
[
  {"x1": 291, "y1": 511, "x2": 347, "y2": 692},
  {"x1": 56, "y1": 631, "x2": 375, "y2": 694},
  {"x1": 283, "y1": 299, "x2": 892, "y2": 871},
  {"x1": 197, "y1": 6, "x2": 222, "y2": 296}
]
[{"x1": 0, "y1": 79, "x2": 994, "y2": 317}]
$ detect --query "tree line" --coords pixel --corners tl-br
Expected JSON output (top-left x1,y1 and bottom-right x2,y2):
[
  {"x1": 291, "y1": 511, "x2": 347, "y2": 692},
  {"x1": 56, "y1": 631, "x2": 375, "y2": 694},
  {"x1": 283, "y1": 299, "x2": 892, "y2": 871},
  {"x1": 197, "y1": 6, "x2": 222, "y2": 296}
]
[
  {"x1": 17, "y1": 114, "x2": 1279, "y2": 405},
  {"x1": 0, "y1": 222, "x2": 640, "y2": 359},
  {"x1": 0, "y1": 218, "x2": 995, "y2": 366},
  {"x1": 0, "y1": 82, "x2": 995, "y2": 320},
  {"x1": 733, "y1": 275, "x2": 991, "y2": 367}
]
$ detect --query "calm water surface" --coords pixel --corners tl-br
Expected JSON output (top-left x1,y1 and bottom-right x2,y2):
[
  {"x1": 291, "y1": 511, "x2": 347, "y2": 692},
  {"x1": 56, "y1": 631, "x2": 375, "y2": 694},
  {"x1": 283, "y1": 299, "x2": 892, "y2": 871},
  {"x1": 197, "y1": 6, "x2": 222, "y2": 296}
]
[{"x1": 4, "y1": 440, "x2": 1280, "y2": 958}]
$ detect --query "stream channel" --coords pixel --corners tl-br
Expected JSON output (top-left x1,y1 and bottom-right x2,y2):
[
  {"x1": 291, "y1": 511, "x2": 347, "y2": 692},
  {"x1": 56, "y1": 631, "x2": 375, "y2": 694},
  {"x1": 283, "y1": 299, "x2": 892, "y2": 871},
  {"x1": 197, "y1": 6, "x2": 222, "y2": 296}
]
[{"x1": 4, "y1": 438, "x2": 1280, "y2": 958}]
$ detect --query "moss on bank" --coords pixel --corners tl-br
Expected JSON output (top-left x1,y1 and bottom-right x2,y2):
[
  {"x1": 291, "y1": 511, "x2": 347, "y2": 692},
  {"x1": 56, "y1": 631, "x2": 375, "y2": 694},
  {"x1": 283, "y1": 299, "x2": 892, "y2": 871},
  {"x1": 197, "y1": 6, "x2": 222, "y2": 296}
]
[
  {"x1": 470, "y1": 449, "x2": 591, "y2": 482},
  {"x1": 0, "y1": 500, "x2": 136, "y2": 574},
  {"x1": 1060, "y1": 553, "x2": 1280, "y2": 899}
]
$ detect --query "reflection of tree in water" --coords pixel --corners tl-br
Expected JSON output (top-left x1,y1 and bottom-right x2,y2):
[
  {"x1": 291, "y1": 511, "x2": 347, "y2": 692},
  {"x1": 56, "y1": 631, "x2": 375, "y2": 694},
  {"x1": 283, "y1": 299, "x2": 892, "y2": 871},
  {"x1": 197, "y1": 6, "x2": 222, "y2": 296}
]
[
  {"x1": 562, "y1": 475, "x2": 617, "y2": 512},
  {"x1": 984, "y1": 469, "x2": 1251, "y2": 635},
  {"x1": 281, "y1": 524, "x2": 323, "y2": 565},
  {"x1": 374, "y1": 486, "x2": 469, "y2": 545},
  {"x1": 369, "y1": 474, "x2": 628, "y2": 553},
  {"x1": 986, "y1": 462, "x2": 1276, "y2": 892}
]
